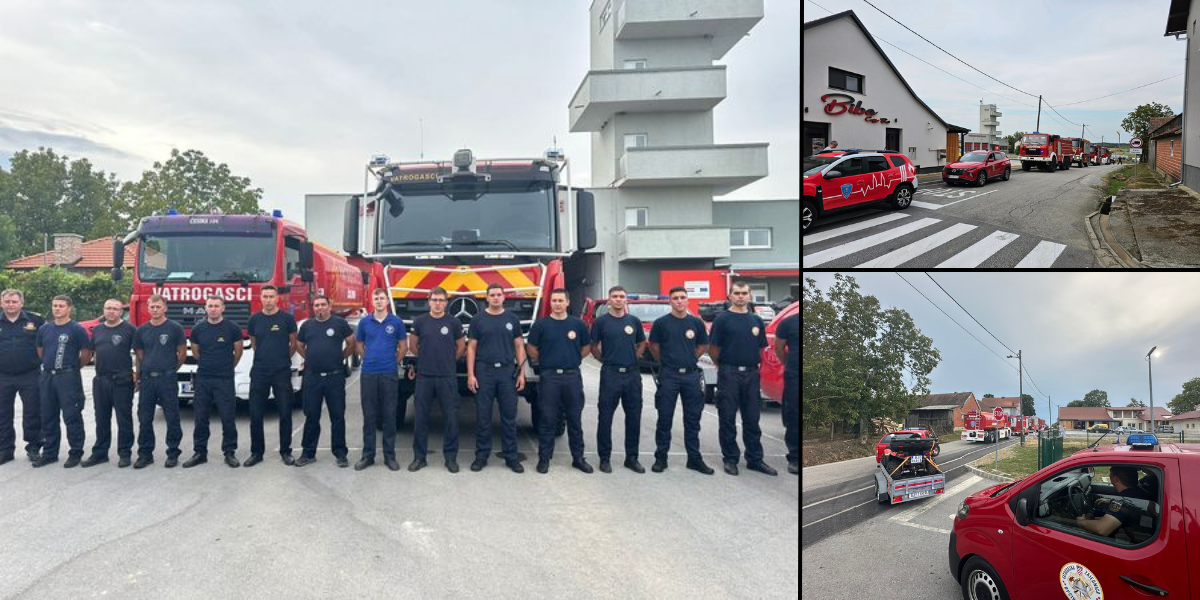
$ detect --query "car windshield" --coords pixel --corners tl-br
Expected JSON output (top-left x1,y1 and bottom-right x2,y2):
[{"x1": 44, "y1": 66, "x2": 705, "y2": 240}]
[
  {"x1": 627, "y1": 303, "x2": 673, "y2": 321},
  {"x1": 803, "y1": 155, "x2": 840, "y2": 175},
  {"x1": 959, "y1": 152, "x2": 989, "y2": 162},
  {"x1": 138, "y1": 233, "x2": 275, "y2": 283},
  {"x1": 1021, "y1": 134, "x2": 1049, "y2": 145},
  {"x1": 377, "y1": 180, "x2": 556, "y2": 252}
]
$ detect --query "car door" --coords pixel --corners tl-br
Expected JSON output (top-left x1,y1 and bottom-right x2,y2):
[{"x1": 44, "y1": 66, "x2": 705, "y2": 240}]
[
  {"x1": 863, "y1": 156, "x2": 892, "y2": 202},
  {"x1": 822, "y1": 157, "x2": 865, "y2": 210}
]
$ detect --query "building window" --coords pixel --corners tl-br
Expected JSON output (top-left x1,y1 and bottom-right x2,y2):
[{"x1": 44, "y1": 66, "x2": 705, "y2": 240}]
[
  {"x1": 623, "y1": 59, "x2": 647, "y2": 70},
  {"x1": 624, "y1": 133, "x2": 648, "y2": 150},
  {"x1": 1171, "y1": 140, "x2": 1175, "y2": 156},
  {"x1": 749, "y1": 284, "x2": 769, "y2": 304},
  {"x1": 828, "y1": 67, "x2": 864, "y2": 93},
  {"x1": 625, "y1": 207, "x2": 648, "y2": 228},
  {"x1": 599, "y1": 1, "x2": 612, "y2": 31},
  {"x1": 730, "y1": 228, "x2": 772, "y2": 249}
]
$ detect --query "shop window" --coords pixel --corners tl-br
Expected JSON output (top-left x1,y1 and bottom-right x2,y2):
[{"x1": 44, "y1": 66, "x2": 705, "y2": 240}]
[{"x1": 828, "y1": 67, "x2": 864, "y2": 94}]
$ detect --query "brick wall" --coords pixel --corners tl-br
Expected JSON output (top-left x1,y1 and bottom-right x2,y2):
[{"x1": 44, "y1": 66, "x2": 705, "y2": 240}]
[
  {"x1": 1153, "y1": 134, "x2": 1182, "y2": 181},
  {"x1": 953, "y1": 394, "x2": 981, "y2": 429}
]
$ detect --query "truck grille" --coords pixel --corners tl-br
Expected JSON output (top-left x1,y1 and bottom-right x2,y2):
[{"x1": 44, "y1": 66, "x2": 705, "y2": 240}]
[
  {"x1": 167, "y1": 302, "x2": 252, "y2": 330},
  {"x1": 392, "y1": 297, "x2": 538, "y2": 335}
]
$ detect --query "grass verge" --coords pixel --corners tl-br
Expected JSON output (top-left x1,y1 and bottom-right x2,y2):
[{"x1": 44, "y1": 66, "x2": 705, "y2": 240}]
[{"x1": 1100, "y1": 162, "x2": 1167, "y2": 196}]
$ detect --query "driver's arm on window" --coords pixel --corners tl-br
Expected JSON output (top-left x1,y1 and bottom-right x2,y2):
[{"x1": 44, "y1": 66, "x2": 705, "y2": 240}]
[{"x1": 1076, "y1": 512, "x2": 1121, "y2": 537}]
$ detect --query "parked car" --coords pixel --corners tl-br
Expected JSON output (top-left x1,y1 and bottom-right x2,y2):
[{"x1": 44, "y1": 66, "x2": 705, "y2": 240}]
[
  {"x1": 1155, "y1": 424, "x2": 1175, "y2": 434},
  {"x1": 1088, "y1": 424, "x2": 1110, "y2": 433},
  {"x1": 942, "y1": 150, "x2": 1011, "y2": 187},
  {"x1": 759, "y1": 301, "x2": 797, "y2": 406},
  {"x1": 802, "y1": 149, "x2": 918, "y2": 233}
]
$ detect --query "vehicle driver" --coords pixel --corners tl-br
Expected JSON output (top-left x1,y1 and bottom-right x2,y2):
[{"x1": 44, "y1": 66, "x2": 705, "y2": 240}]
[{"x1": 1075, "y1": 465, "x2": 1153, "y2": 537}]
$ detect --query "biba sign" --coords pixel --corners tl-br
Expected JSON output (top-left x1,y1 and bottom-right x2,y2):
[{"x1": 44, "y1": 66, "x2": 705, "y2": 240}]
[
  {"x1": 821, "y1": 93, "x2": 891, "y2": 124},
  {"x1": 151, "y1": 286, "x2": 254, "y2": 302}
]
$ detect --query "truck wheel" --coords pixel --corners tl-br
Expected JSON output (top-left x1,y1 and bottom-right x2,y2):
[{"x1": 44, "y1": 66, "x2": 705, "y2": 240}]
[
  {"x1": 704, "y1": 384, "x2": 717, "y2": 405},
  {"x1": 1022, "y1": 163, "x2": 1031, "y2": 172},
  {"x1": 1063, "y1": 158, "x2": 1070, "y2": 170},
  {"x1": 960, "y1": 556, "x2": 1010, "y2": 600}
]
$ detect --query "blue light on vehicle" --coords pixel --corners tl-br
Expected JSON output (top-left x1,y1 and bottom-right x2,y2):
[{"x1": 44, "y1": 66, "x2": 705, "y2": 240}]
[
  {"x1": 1126, "y1": 433, "x2": 1159, "y2": 448},
  {"x1": 272, "y1": 209, "x2": 283, "y2": 218},
  {"x1": 166, "y1": 208, "x2": 179, "y2": 215}
]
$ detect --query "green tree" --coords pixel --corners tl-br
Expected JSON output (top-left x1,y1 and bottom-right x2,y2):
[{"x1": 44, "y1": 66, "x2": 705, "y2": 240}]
[
  {"x1": 983, "y1": 393, "x2": 995, "y2": 398},
  {"x1": 0, "y1": 214, "x2": 17, "y2": 265},
  {"x1": 1066, "y1": 400, "x2": 1085, "y2": 408},
  {"x1": 0, "y1": 267, "x2": 131, "y2": 321},
  {"x1": 1121, "y1": 102, "x2": 1175, "y2": 146},
  {"x1": 1167, "y1": 377, "x2": 1200, "y2": 415},
  {"x1": 117, "y1": 148, "x2": 261, "y2": 230},
  {"x1": 1004, "y1": 131, "x2": 1025, "y2": 152},
  {"x1": 1082, "y1": 389, "x2": 1110, "y2": 407},
  {"x1": 1128, "y1": 398, "x2": 1146, "y2": 408},
  {"x1": 1021, "y1": 394, "x2": 1036, "y2": 416}
]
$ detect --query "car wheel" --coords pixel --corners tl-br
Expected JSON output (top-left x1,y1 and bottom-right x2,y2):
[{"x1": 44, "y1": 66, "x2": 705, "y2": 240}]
[
  {"x1": 1002, "y1": 167, "x2": 1010, "y2": 181},
  {"x1": 976, "y1": 171, "x2": 987, "y2": 187},
  {"x1": 890, "y1": 184, "x2": 913, "y2": 209},
  {"x1": 802, "y1": 199, "x2": 816, "y2": 234},
  {"x1": 960, "y1": 556, "x2": 1010, "y2": 600},
  {"x1": 932, "y1": 443, "x2": 941, "y2": 458}
]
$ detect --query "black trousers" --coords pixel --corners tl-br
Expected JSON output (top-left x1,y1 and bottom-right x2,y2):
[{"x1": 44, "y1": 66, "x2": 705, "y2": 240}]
[
  {"x1": 193, "y1": 375, "x2": 237, "y2": 455},
  {"x1": 300, "y1": 371, "x2": 347, "y2": 459},
  {"x1": 137, "y1": 372, "x2": 182, "y2": 459},
  {"x1": 654, "y1": 370, "x2": 704, "y2": 462},
  {"x1": 39, "y1": 370, "x2": 86, "y2": 459},
  {"x1": 413, "y1": 375, "x2": 459, "y2": 461},
  {"x1": 91, "y1": 372, "x2": 135, "y2": 458},
  {"x1": 0, "y1": 369, "x2": 40, "y2": 456},
  {"x1": 538, "y1": 371, "x2": 584, "y2": 462},
  {"x1": 596, "y1": 366, "x2": 642, "y2": 461},
  {"x1": 783, "y1": 371, "x2": 798, "y2": 465},
  {"x1": 716, "y1": 365, "x2": 764, "y2": 464},
  {"x1": 249, "y1": 367, "x2": 293, "y2": 456},
  {"x1": 360, "y1": 373, "x2": 398, "y2": 460},
  {"x1": 474, "y1": 363, "x2": 518, "y2": 462}
]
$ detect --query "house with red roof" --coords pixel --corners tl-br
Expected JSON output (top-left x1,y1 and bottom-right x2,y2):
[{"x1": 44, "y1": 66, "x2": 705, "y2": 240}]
[{"x1": 5, "y1": 234, "x2": 138, "y2": 274}]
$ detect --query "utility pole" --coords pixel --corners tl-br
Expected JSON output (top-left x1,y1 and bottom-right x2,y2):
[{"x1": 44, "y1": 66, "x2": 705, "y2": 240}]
[
  {"x1": 1009, "y1": 351, "x2": 1024, "y2": 447},
  {"x1": 1148, "y1": 347, "x2": 1157, "y2": 433},
  {"x1": 1036, "y1": 95, "x2": 1042, "y2": 131}
]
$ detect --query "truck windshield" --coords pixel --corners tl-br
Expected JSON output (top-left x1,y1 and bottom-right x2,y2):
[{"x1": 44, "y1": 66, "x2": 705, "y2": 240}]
[
  {"x1": 1021, "y1": 134, "x2": 1048, "y2": 145},
  {"x1": 138, "y1": 233, "x2": 275, "y2": 283},
  {"x1": 378, "y1": 180, "x2": 556, "y2": 252}
]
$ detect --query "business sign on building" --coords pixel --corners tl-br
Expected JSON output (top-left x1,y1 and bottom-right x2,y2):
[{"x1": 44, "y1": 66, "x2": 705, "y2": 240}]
[{"x1": 684, "y1": 280, "x2": 711, "y2": 299}]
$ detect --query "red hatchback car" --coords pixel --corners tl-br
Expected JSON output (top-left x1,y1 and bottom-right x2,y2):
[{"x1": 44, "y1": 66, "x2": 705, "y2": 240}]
[
  {"x1": 943, "y1": 150, "x2": 1011, "y2": 186},
  {"x1": 802, "y1": 149, "x2": 918, "y2": 233},
  {"x1": 876, "y1": 427, "x2": 941, "y2": 462}
]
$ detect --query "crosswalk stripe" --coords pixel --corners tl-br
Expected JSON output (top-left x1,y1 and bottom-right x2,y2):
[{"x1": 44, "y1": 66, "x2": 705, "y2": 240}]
[
  {"x1": 935, "y1": 230, "x2": 1019, "y2": 267},
  {"x1": 1014, "y1": 240, "x2": 1067, "y2": 268},
  {"x1": 856, "y1": 223, "x2": 978, "y2": 267},
  {"x1": 803, "y1": 213, "x2": 910, "y2": 245},
  {"x1": 803, "y1": 218, "x2": 943, "y2": 267}
]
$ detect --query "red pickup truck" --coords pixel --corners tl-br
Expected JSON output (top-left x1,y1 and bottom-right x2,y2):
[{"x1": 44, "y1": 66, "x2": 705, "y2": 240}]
[{"x1": 950, "y1": 434, "x2": 1200, "y2": 599}]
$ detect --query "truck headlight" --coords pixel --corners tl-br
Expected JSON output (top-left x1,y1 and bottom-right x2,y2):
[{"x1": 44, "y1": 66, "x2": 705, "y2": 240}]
[{"x1": 957, "y1": 501, "x2": 969, "y2": 519}]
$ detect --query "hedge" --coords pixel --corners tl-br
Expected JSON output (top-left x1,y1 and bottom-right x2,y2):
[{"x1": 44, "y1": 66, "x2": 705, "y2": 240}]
[{"x1": 0, "y1": 267, "x2": 133, "y2": 322}]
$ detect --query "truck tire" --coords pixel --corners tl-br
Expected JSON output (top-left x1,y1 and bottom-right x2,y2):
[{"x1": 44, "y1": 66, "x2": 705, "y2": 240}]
[
  {"x1": 1022, "y1": 163, "x2": 1031, "y2": 172},
  {"x1": 1063, "y1": 157, "x2": 1070, "y2": 170},
  {"x1": 960, "y1": 556, "x2": 1011, "y2": 600},
  {"x1": 704, "y1": 384, "x2": 717, "y2": 405}
]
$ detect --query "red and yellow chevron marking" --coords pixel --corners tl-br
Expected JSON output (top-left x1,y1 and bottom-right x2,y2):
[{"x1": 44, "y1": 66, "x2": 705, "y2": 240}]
[{"x1": 387, "y1": 265, "x2": 542, "y2": 299}]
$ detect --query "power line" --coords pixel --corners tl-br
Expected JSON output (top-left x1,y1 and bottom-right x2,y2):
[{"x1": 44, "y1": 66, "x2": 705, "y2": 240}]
[
  {"x1": 1056, "y1": 73, "x2": 1184, "y2": 107},
  {"x1": 925, "y1": 274, "x2": 1016, "y2": 355},
  {"x1": 1042, "y1": 98, "x2": 1080, "y2": 127},
  {"x1": 895, "y1": 273, "x2": 1020, "y2": 373}
]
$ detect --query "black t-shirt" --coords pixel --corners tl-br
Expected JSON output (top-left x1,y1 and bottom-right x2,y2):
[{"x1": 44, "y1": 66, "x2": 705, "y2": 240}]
[
  {"x1": 710, "y1": 311, "x2": 768, "y2": 367},
  {"x1": 0, "y1": 310, "x2": 45, "y2": 375},
  {"x1": 37, "y1": 321, "x2": 90, "y2": 371},
  {"x1": 189, "y1": 319, "x2": 244, "y2": 377},
  {"x1": 134, "y1": 319, "x2": 186, "y2": 373},
  {"x1": 248, "y1": 310, "x2": 297, "y2": 372},
  {"x1": 412, "y1": 314, "x2": 463, "y2": 377},
  {"x1": 1094, "y1": 485, "x2": 1154, "y2": 530},
  {"x1": 298, "y1": 316, "x2": 354, "y2": 374},
  {"x1": 469, "y1": 310, "x2": 522, "y2": 365},
  {"x1": 91, "y1": 321, "x2": 136, "y2": 375},
  {"x1": 590, "y1": 313, "x2": 644, "y2": 368},
  {"x1": 776, "y1": 313, "x2": 799, "y2": 375},
  {"x1": 650, "y1": 313, "x2": 708, "y2": 370},
  {"x1": 528, "y1": 315, "x2": 589, "y2": 370}
]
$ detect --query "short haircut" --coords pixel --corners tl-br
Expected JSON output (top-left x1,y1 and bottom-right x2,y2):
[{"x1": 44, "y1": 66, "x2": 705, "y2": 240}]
[
  {"x1": 668, "y1": 286, "x2": 687, "y2": 296},
  {"x1": 372, "y1": 288, "x2": 390, "y2": 298},
  {"x1": 1109, "y1": 465, "x2": 1138, "y2": 488},
  {"x1": 607, "y1": 285, "x2": 626, "y2": 296},
  {"x1": 429, "y1": 286, "x2": 448, "y2": 299},
  {"x1": 731, "y1": 280, "x2": 751, "y2": 290},
  {"x1": 312, "y1": 294, "x2": 331, "y2": 305},
  {"x1": 52, "y1": 294, "x2": 73, "y2": 307},
  {"x1": 261, "y1": 284, "x2": 279, "y2": 295},
  {"x1": 0, "y1": 289, "x2": 23, "y2": 302},
  {"x1": 104, "y1": 298, "x2": 124, "y2": 308},
  {"x1": 486, "y1": 282, "x2": 505, "y2": 293},
  {"x1": 205, "y1": 295, "x2": 225, "y2": 305},
  {"x1": 147, "y1": 294, "x2": 167, "y2": 305},
  {"x1": 550, "y1": 288, "x2": 569, "y2": 299}
]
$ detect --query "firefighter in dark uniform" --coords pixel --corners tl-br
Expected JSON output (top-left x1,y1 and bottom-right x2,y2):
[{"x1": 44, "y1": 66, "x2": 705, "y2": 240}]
[
  {"x1": 527, "y1": 288, "x2": 592, "y2": 474},
  {"x1": 246, "y1": 285, "x2": 299, "y2": 467},
  {"x1": 184, "y1": 295, "x2": 244, "y2": 468},
  {"x1": 355, "y1": 288, "x2": 407, "y2": 471},
  {"x1": 0, "y1": 288, "x2": 44, "y2": 466},
  {"x1": 295, "y1": 295, "x2": 355, "y2": 468},
  {"x1": 82, "y1": 298, "x2": 136, "y2": 468},
  {"x1": 467, "y1": 282, "x2": 526, "y2": 473},
  {"x1": 590, "y1": 285, "x2": 646, "y2": 474},
  {"x1": 132, "y1": 294, "x2": 186, "y2": 468},
  {"x1": 709, "y1": 281, "x2": 777, "y2": 476},
  {"x1": 408, "y1": 286, "x2": 465, "y2": 473},
  {"x1": 33, "y1": 295, "x2": 92, "y2": 468},
  {"x1": 649, "y1": 286, "x2": 713, "y2": 475},
  {"x1": 774, "y1": 310, "x2": 799, "y2": 475}
]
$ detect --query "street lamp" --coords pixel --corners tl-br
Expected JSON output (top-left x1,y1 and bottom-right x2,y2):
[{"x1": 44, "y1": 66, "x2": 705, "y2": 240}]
[{"x1": 1147, "y1": 346, "x2": 1157, "y2": 433}]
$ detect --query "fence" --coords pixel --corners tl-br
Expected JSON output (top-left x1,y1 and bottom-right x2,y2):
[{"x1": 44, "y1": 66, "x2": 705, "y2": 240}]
[{"x1": 1037, "y1": 429, "x2": 1064, "y2": 470}]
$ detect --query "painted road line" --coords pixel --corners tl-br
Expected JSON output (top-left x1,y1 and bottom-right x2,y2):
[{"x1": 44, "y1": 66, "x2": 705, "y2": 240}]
[
  {"x1": 857, "y1": 223, "x2": 978, "y2": 267},
  {"x1": 935, "y1": 230, "x2": 1019, "y2": 268},
  {"x1": 804, "y1": 218, "x2": 943, "y2": 267},
  {"x1": 911, "y1": 189, "x2": 998, "y2": 210},
  {"x1": 803, "y1": 213, "x2": 910, "y2": 245},
  {"x1": 1014, "y1": 239, "x2": 1068, "y2": 268}
]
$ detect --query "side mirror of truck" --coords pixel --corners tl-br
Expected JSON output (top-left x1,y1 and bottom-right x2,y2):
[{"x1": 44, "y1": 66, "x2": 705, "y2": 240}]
[
  {"x1": 576, "y1": 190, "x2": 597, "y2": 250},
  {"x1": 111, "y1": 237, "x2": 124, "y2": 281},
  {"x1": 299, "y1": 241, "x2": 314, "y2": 271},
  {"x1": 300, "y1": 269, "x2": 314, "y2": 283},
  {"x1": 343, "y1": 196, "x2": 360, "y2": 255}
]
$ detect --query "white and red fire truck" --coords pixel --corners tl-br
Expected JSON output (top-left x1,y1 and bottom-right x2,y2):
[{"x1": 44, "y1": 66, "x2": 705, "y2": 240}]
[{"x1": 961, "y1": 410, "x2": 1013, "y2": 443}]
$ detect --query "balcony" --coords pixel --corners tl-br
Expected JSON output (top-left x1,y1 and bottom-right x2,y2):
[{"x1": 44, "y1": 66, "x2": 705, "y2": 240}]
[
  {"x1": 615, "y1": 0, "x2": 764, "y2": 59},
  {"x1": 616, "y1": 143, "x2": 768, "y2": 195},
  {"x1": 569, "y1": 66, "x2": 726, "y2": 132},
  {"x1": 619, "y1": 226, "x2": 730, "y2": 261}
]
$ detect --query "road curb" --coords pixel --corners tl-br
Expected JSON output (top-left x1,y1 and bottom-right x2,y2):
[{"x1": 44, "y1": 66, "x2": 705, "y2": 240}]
[
  {"x1": 1083, "y1": 210, "x2": 1122, "y2": 268},
  {"x1": 964, "y1": 463, "x2": 1014, "y2": 483}
]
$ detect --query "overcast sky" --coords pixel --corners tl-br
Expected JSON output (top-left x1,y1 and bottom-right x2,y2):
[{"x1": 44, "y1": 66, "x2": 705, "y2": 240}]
[
  {"x1": 804, "y1": 0, "x2": 1184, "y2": 146},
  {"x1": 0, "y1": 1, "x2": 800, "y2": 225},
  {"x1": 804, "y1": 272, "x2": 1200, "y2": 423}
]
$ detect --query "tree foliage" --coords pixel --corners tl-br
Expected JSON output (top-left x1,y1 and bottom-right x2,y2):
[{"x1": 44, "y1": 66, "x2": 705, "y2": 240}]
[
  {"x1": 0, "y1": 267, "x2": 131, "y2": 322},
  {"x1": 1120, "y1": 102, "x2": 1175, "y2": 146},
  {"x1": 982, "y1": 393, "x2": 995, "y2": 398},
  {"x1": 1021, "y1": 394, "x2": 1036, "y2": 417},
  {"x1": 1128, "y1": 398, "x2": 1146, "y2": 408},
  {"x1": 116, "y1": 149, "x2": 262, "y2": 231},
  {"x1": 1167, "y1": 378, "x2": 1200, "y2": 415}
]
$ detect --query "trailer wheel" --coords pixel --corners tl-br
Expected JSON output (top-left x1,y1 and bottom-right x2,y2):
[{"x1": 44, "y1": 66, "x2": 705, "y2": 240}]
[{"x1": 876, "y1": 479, "x2": 889, "y2": 504}]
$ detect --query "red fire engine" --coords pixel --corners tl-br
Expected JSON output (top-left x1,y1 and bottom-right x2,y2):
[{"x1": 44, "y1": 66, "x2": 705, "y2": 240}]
[
  {"x1": 961, "y1": 410, "x2": 1012, "y2": 443},
  {"x1": 1019, "y1": 132, "x2": 1072, "y2": 172}
]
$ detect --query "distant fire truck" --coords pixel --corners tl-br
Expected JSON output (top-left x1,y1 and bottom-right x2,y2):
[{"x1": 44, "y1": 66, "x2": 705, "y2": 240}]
[
  {"x1": 1019, "y1": 132, "x2": 1072, "y2": 172},
  {"x1": 961, "y1": 410, "x2": 1012, "y2": 443}
]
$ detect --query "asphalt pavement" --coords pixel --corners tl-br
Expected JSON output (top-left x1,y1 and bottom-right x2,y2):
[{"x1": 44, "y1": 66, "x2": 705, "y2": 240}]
[{"x1": 0, "y1": 363, "x2": 798, "y2": 598}]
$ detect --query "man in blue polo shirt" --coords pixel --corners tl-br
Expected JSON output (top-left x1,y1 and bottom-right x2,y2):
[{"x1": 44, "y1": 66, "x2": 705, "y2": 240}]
[
  {"x1": 408, "y1": 286, "x2": 465, "y2": 473},
  {"x1": 355, "y1": 288, "x2": 407, "y2": 471},
  {"x1": 527, "y1": 288, "x2": 592, "y2": 474},
  {"x1": 709, "y1": 281, "x2": 776, "y2": 477},
  {"x1": 33, "y1": 295, "x2": 92, "y2": 468},
  {"x1": 649, "y1": 286, "x2": 713, "y2": 475},
  {"x1": 466, "y1": 282, "x2": 526, "y2": 473},
  {"x1": 590, "y1": 285, "x2": 646, "y2": 474}
]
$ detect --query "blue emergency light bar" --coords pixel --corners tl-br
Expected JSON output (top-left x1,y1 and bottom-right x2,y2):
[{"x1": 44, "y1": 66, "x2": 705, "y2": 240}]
[{"x1": 1126, "y1": 433, "x2": 1159, "y2": 448}]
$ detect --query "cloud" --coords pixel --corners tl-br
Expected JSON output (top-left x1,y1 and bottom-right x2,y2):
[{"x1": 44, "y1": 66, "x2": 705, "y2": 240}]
[{"x1": 0, "y1": 126, "x2": 140, "y2": 162}]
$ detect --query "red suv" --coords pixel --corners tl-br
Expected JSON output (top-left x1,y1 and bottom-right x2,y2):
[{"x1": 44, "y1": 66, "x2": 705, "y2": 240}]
[
  {"x1": 802, "y1": 149, "x2": 918, "y2": 233},
  {"x1": 943, "y1": 150, "x2": 1010, "y2": 186},
  {"x1": 876, "y1": 427, "x2": 941, "y2": 462}
]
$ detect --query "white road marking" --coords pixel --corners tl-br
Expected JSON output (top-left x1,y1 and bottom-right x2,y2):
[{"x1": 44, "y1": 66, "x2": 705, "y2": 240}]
[
  {"x1": 804, "y1": 218, "x2": 943, "y2": 267},
  {"x1": 857, "y1": 223, "x2": 978, "y2": 267},
  {"x1": 803, "y1": 213, "x2": 910, "y2": 245},
  {"x1": 888, "y1": 475, "x2": 981, "y2": 534},
  {"x1": 935, "y1": 230, "x2": 1019, "y2": 267},
  {"x1": 1014, "y1": 240, "x2": 1067, "y2": 268}
]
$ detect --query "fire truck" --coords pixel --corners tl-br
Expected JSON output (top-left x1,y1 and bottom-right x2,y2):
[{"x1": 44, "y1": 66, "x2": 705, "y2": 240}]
[
  {"x1": 1018, "y1": 132, "x2": 1072, "y2": 172},
  {"x1": 340, "y1": 148, "x2": 596, "y2": 426},
  {"x1": 1066, "y1": 137, "x2": 1093, "y2": 168},
  {"x1": 961, "y1": 410, "x2": 1012, "y2": 443},
  {"x1": 1092, "y1": 145, "x2": 1112, "y2": 165},
  {"x1": 112, "y1": 211, "x2": 369, "y2": 402}
]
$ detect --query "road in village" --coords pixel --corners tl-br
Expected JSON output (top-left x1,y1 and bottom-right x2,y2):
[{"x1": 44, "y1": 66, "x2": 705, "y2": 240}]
[{"x1": 803, "y1": 161, "x2": 1118, "y2": 269}]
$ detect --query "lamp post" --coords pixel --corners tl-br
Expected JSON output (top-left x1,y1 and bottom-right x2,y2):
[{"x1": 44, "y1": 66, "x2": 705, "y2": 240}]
[{"x1": 1147, "y1": 346, "x2": 1157, "y2": 434}]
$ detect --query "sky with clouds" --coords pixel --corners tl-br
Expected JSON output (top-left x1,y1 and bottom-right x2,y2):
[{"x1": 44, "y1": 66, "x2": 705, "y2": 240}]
[
  {"x1": 0, "y1": 1, "x2": 800, "y2": 225},
  {"x1": 803, "y1": 272, "x2": 1200, "y2": 424},
  {"x1": 804, "y1": 0, "x2": 1185, "y2": 146}
]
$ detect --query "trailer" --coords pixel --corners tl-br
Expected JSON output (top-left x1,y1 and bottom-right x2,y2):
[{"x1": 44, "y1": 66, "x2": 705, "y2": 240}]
[{"x1": 874, "y1": 437, "x2": 946, "y2": 505}]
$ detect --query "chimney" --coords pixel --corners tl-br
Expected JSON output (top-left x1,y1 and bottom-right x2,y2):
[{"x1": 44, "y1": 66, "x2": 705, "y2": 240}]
[{"x1": 52, "y1": 233, "x2": 84, "y2": 266}]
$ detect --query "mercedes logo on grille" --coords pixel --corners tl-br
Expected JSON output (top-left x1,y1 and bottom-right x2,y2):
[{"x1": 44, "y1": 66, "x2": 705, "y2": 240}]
[{"x1": 448, "y1": 297, "x2": 478, "y2": 322}]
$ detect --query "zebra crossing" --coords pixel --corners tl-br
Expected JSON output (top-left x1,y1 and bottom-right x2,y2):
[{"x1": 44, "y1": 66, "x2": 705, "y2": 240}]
[{"x1": 803, "y1": 212, "x2": 1088, "y2": 268}]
